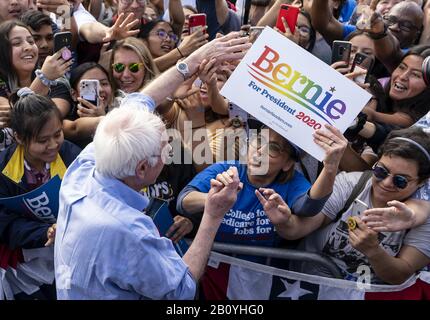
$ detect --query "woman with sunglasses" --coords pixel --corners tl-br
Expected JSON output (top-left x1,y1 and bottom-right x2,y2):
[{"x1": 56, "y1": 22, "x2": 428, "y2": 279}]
[
  {"x1": 262, "y1": 127, "x2": 430, "y2": 285},
  {"x1": 139, "y1": 19, "x2": 208, "y2": 72},
  {"x1": 177, "y1": 125, "x2": 348, "y2": 298},
  {"x1": 110, "y1": 37, "x2": 159, "y2": 94}
]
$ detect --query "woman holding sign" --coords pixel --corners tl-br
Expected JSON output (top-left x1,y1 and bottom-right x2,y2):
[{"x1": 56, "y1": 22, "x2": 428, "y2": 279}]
[
  {"x1": 0, "y1": 90, "x2": 81, "y2": 299},
  {"x1": 177, "y1": 124, "x2": 348, "y2": 299}
]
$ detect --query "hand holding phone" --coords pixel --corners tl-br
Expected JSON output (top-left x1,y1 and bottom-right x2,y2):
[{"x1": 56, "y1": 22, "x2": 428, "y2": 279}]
[
  {"x1": 79, "y1": 79, "x2": 100, "y2": 108},
  {"x1": 350, "y1": 52, "x2": 374, "y2": 84},
  {"x1": 351, "y1": 199, "x2": 368, "y2": 217},
  {"x1": 54, "y1": 31, "x2": 72, "y2": 60},
  {"x1": 331, "y1": 41, "x2": 352, "y2": 64},
  {"x1": 276, "y1": 4, "x2": 300, "y2": 34},
  {"x1": 188, "y1": 13, "x2": 207, "y2": 34}
]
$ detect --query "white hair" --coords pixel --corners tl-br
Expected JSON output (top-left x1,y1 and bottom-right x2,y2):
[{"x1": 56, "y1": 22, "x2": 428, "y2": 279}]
[{"x1": 93, "y1": 106, "x2": 166, "y2": 179}]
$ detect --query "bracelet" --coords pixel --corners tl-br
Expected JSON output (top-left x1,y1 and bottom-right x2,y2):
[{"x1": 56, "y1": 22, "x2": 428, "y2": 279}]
[
  {"x1": 367, "y1": 24, "x2": 388, "y2": 40},
  {"x1": 176, "y1": 47, "x2": 184, "y2": 58},
  {"x1": 35, "y1": 69, "x2": 57, "y2": 88}
]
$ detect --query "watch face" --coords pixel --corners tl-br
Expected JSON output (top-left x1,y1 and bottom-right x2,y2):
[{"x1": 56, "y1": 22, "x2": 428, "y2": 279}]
[{"x1": 178, "y1": 63, "x2": 187, "y2": 71}]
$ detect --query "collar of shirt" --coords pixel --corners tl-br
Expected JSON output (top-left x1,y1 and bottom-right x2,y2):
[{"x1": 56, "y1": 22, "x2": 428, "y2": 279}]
[{"x1": 93, "y1": 170, "x2": 149, "y2": 212}]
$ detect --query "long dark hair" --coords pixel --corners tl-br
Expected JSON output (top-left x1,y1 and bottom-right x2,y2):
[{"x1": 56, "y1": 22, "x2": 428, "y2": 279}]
[
  {"x1": 0, "y1": 20, "x2": 34, "y2": 93},
  {"x1": 384, "y1": 45, "x2": 430, "y2": 122}
]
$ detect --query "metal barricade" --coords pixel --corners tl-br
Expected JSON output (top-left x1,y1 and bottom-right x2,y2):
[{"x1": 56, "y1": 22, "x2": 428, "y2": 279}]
[{"x1": 210, "y1": 241, "x2": 342, "y2": 279}]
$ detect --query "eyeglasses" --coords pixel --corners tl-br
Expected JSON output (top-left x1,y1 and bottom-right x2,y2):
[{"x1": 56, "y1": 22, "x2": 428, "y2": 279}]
[
  {"x1": 151, "y1": 29, "x2": 179, "y2": 44},
  {"x1": 383, "y1": 15, "x2": 420, "y2": 33},
  {"x1": 372, "y1": 163, "x2": 418, "y2": 189},
  {"x1": 119, "y1": 0, "x2": 148, "y2": 6},
  {"x1": 249, "y1": 135, "x2": 286, "y2": 158},
  {"x1": 112, "y1": 62, "x2": 144, "y2": 73},
  {"x1": 152, "y1": 143, "x2": 174, "y2": 163},
  {"x1": 296, "y1": 25, "x2": 311, "y2": 35}
]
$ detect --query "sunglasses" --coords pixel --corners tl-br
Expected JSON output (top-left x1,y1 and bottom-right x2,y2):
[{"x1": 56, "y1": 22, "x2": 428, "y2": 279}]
[
  {"x1": 372, "y1": 164, "x2": 417, "y2": 189},
  {"x1": 112, "y1": 62, "x2": 144, "y2": 73}
]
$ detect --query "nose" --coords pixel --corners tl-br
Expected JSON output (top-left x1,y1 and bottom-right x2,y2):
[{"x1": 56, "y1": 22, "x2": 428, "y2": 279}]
[
  {"x1": 379, "y1": 174, "x2": 396, "y2": 189},
  {"x1": 130, "y1": 0, "x2": 141, "y2": 9},
  {"x1": 39, "y1": 38, "x2": 48, "y2": 49}
]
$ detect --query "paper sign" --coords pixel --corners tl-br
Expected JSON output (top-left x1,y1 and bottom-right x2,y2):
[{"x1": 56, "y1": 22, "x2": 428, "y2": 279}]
[
  {"x1": 145, "y1": 198, "x2": 189, "y2": 257},
  {"x1": 220, "y1": 27, "x2": 372, "y2": 161},
  {"x1": 0, "y1": 175, "x2": 61, "y2": 223}
]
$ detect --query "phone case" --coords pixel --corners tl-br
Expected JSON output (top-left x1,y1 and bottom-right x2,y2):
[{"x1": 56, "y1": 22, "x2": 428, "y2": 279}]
[
  {"x1": 79, "y1": 80, "x2": 100, "y2": 107},
  {"x1": 350, "y1": 199, "x2": 368, "y2": 216},
  {"x1": 276, "y1": 4, "x2": 299, "y2": 34},
  {"x1": 54, "y1": 32, "x2": 72, "y2": 54},
  {"x1": 189, "y1": 14, "x2": 207, "y2": 34},
  {"x1": 331, "y1": 41, "x2": 352, "y2": 64},
  {"x1": 351, "y1": 53, "x2": 374, "y2": 84}
]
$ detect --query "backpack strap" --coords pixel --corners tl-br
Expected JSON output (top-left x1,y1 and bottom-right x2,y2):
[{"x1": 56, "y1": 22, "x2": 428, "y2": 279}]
[{"x1": 333, "y1": 170, "x2": 373, "y2": 223}]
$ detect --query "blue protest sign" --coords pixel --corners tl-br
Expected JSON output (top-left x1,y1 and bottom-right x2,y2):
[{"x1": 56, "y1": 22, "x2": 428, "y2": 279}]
[{"x1": 0, "y1": 175, "x2": 61, "y2": 223}]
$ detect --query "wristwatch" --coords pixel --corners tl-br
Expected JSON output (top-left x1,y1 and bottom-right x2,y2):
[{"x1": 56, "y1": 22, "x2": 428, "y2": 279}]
[
  {"x1": 176, "y1": 61, "x2": 190, "y2": 80},
  {"x1": 35, "y1": 69, "x2": 57, "y2": 88}
]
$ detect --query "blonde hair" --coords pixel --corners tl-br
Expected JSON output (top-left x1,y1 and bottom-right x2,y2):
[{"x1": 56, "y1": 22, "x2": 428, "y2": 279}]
[{"x1": 110, "y1": 37, "x2": 160, "y2": 91}]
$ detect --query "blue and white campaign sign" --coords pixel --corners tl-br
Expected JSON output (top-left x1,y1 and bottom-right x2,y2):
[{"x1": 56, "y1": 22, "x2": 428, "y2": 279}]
[
  {"x1": 220, "y1": 27, "x2": 372, "y2": 161},
  {"x1": 0, "y1": 175, "x2": 61, "y2": 223},
  {"x1": 146, "y1": 198, "x2": 189, "y2": 257}
]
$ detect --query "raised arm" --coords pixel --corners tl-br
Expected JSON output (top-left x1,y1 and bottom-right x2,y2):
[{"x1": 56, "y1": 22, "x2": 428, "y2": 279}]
[
  {"x1": 169, "y1": 0, "x2": 185, "y2": 38},
  {"x1": 256, "y1": 0, "x2": 283, "y2": 27},
  {"x1": 311, "y1": 0, "x2": 344, "y2": 44},
  {"x1": 141, "y1": 32, "x2": 251, "y2": 107},
  {"x1": 309, "y1": 125, "x2": 348, "y2": 200},
  {"x1": 215, "y1": 0, "x2": 230, "y2": 26}
]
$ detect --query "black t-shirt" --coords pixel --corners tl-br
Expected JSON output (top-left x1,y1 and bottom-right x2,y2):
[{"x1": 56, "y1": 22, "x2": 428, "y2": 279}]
[{"x1": 141, "y1": 159, "x2": 196, "y2": 217}]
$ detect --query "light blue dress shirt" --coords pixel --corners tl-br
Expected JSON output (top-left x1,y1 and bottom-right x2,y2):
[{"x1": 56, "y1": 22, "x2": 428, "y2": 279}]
[{"x1": 54, "y1": 143, "x2": 196, "y2": 300}]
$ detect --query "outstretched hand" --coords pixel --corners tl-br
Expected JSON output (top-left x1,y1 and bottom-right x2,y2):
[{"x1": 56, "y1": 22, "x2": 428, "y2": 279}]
[
  {"x1": 361, "y1": 200, "x2": 415, "y2": 232},
  {"x1": 255, "y1": 188, "x2": 292, "y2": 226},
  {"x1": 205, "y1": 166, "x2": 242, "y2": 220},
  {"x1": 103, "y1": 13, "x2": 139, "y2": 43}
]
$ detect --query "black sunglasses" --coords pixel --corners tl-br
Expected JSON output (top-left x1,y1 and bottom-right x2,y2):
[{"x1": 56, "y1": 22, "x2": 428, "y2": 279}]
[{"x1": 372, "y1": 164, "x2": 416, "y2": 189}]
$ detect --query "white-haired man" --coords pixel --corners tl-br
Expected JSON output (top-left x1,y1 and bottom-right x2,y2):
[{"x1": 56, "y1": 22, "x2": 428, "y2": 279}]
[{"x1": 54, "y1": 32, "x2": 251, "y2": 299}]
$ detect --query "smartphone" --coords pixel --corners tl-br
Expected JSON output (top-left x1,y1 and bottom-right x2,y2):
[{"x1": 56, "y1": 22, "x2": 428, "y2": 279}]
[
  {"x1": 250, "y1": 26, "x2": 265, "y2": 39},
  {"x1": 188, "y1": 13, "x2": 207, "y2": 34},
  {"x1": 350, "y1": 199, "x2": 368, "y2": 217},
  {"x1": 331, "y1": 40, "x2": 352, "y2": 64},
  {"x1": 275, "y1": 4, "x2": 300, "y2": 34},
  {"x1": 350, "y1": 52, "x2": 374, "y2": 84},
  {"x1": 53, "y1": 31, "x2": 72, "y2": 60},
  {"x1": 229, "y1": 102, "x2": 248, "y2": 127},
  {"x1": 79, "y1": 79, "x2": 100, "y2": 107}
]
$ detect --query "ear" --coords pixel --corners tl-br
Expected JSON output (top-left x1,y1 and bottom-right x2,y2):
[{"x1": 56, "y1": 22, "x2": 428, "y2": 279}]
[
  {"x1": 70, "y1": 88, "x2": 78, "y2": 102},
  {"x1": 14, "y1": 132, "x2": 24, "y2": 145},
  {"x1": 281, "y1": 158, "x2": 295, "y2": 173},
  {"x1": 135, "y1": 159, "x2": 147, "y2": 181}
]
